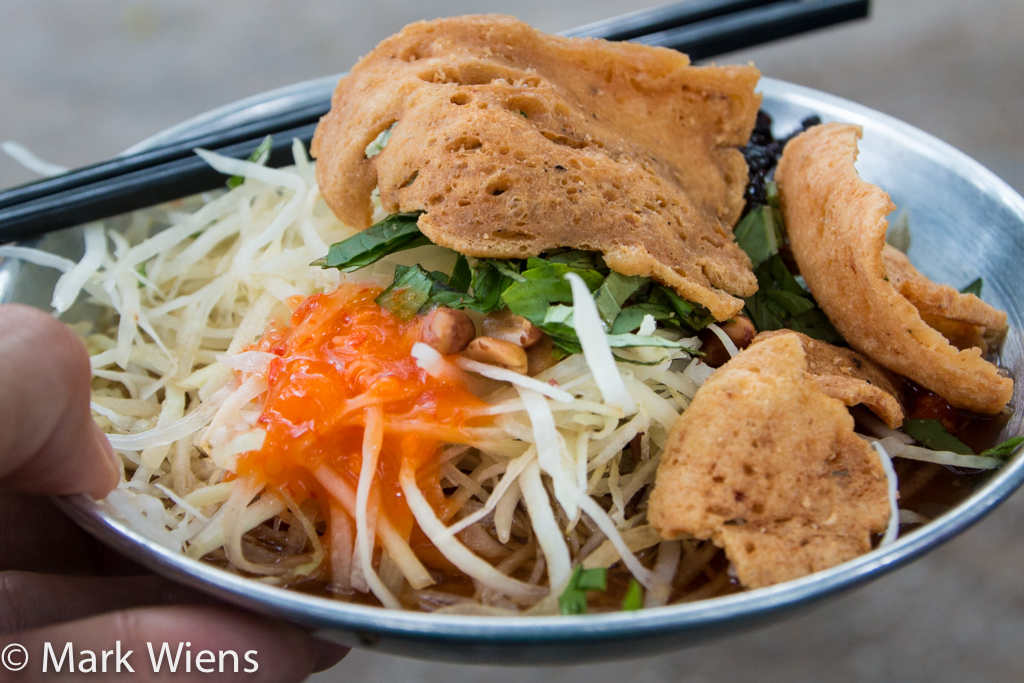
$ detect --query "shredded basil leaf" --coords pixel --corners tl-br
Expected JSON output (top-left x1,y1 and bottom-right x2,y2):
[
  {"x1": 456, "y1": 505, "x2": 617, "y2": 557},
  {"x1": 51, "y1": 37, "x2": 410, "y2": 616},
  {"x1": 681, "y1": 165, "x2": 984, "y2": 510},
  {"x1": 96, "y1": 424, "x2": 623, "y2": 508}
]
[
  {"x1": 610, "y1": 303, "x2": 674, "y2": 335},
  {"x1": 501, "y1": 262, "x2": 604, "y2": 349},
  {"x1": 313, "y1": 212, "x2": 428, "y2": 271},
  {"x1": 227, "y1": 135, "x2": 273, "y2": 189},
  {"x1": 902, "y1": 419, "x2": 975, "y2": 456},
  {"x1": 558, "y1": 566, "x2": 608, "y2": 615},
  {"x1": 621, "y1": 579, "x2": 643, "y2": 611},
  {"x1": 742, "y1": 254, "x2": 842, "y2": 344},
  {"x1": 540, "y1": 249, "x2": 608, "y2": 273},
  {"x1": 655, "y1": 287, "x2": 716, "y2": 334},
  {"x1": 449, "y1": 254, "x2": 472, "y2": 292},
  {"x1": 980, "y1": 435, "x2": 1024, "y2": 459},
  {"x1": 335, "y1": 222, "x2": 715, "y2": 357},
  {"x1": 595, "y1": 272, "x2": 648, "y2": 326},
  {"x1": 734, "y1": 204, "x2": 783, "y2": 268},
  {"x1": 374, "y1": 265, "x2": 433, "y2": 321},
  {"x1": 960, "y1": 277, "x2": 983, "y2": 297}
]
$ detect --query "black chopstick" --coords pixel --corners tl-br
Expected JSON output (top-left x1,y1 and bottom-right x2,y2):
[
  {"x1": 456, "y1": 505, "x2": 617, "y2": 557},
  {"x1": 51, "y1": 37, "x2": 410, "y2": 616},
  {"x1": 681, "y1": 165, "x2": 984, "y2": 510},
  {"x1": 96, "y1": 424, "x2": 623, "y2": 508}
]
[
  {"x1": 562, "y1": 0, "x2": 783, "y2": 41},
  {"x1": 633, "y1": 0, "x2": 869, "y2": 60},
  {"x1": 0, "y1": 0, "x2": 869, "y2": 245},
  {"x1": 0, "y1": 124, "x2": 316, "y2": 242},
  {"x1": 0, "y1": 101, "x2": 329, "y2": 212}
]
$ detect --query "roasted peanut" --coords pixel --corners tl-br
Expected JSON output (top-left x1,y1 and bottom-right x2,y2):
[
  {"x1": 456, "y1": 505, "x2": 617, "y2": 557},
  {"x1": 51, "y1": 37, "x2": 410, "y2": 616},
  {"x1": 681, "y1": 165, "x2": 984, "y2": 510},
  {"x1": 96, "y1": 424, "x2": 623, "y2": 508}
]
[
  {"x1": 420, "y1": 307, "x2": 476, "y2": 355},
  {"x1": 462, "y1": 336, "x2": 529, "y2": 374},
  {"x1": 698, "y1": 315, "x2": 756, "y2": 368},
  {"x1": 720, "y1": 315, "x2": 756, "y2": 350},
  {"x1": 482, "y1": 308, "x2": 544, "y2": 348}
]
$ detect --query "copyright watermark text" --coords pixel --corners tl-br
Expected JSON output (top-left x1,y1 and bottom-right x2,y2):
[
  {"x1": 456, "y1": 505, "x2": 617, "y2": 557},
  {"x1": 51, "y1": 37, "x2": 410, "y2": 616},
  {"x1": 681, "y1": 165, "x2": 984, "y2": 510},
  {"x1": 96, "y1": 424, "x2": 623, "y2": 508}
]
[{"x1": 1, "y1": 641, "x2": 260, "y2": 674}]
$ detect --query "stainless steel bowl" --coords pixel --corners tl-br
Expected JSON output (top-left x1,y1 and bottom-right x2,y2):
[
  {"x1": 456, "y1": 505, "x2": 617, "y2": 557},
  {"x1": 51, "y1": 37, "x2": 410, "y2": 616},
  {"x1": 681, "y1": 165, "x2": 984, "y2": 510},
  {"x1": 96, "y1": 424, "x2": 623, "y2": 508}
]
[{"x1": 3, "y1": 76, "x2": 1022, "y2": 665}]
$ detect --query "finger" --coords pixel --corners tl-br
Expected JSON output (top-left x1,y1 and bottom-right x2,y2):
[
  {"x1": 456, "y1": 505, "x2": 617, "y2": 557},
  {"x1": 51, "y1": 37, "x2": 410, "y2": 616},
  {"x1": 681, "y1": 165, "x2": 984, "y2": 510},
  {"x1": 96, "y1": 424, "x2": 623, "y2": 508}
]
[
  {"x1": 0, "y1": 494, "x2": 101, "y2": 574},
  {"x1": 0, "y1": 572, "x2": 204, "y2": 634},
  {"x1": 0, "y1": 493, "x2": 149, "y2": 575},
  {"x1": 0, "y1": 304, "x2": 119, "y2": 500},
  {"x1": 3, "y1": 605, "x2": 348, "y2": 681}
]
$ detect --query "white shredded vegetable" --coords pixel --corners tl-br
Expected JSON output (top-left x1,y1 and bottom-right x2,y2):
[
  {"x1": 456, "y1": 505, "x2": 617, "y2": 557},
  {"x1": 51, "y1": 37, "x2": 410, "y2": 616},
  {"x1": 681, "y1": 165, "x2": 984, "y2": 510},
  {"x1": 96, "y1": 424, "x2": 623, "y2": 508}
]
[{"x1": 871, "y1": 441, "x2": 901, "y2": 546}]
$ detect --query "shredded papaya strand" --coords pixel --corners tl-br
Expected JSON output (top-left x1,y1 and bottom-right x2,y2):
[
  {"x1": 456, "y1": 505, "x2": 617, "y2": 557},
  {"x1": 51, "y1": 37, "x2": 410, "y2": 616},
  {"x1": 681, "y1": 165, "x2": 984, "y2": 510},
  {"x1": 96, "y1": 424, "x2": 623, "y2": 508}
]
[{"x1": 237, "y1": 283, "x2": 490, "y2": 584}]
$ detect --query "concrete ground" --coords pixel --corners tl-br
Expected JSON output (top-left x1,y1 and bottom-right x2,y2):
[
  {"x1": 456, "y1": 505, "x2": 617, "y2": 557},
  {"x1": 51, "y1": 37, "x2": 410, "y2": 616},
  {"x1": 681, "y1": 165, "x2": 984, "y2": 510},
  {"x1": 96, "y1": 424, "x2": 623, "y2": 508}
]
[{"x1": 2, "y1": 1, "x2": 1023, "y2": 681}]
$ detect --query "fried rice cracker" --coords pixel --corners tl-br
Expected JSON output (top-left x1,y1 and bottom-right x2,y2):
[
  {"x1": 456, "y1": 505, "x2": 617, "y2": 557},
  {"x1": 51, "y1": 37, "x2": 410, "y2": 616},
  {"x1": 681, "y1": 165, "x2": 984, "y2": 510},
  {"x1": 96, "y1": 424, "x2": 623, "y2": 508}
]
[{"x1": 775, "y1": 122, "x2": 1012, "y2": 414}]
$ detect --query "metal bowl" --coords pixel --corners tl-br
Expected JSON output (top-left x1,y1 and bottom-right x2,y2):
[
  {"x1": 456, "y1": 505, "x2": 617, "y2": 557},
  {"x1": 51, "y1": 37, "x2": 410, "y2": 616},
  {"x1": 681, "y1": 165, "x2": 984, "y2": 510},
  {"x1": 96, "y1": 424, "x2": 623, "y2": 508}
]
[{"x1": 3, "y1": 76, "x2": 1022, "y2": 665}]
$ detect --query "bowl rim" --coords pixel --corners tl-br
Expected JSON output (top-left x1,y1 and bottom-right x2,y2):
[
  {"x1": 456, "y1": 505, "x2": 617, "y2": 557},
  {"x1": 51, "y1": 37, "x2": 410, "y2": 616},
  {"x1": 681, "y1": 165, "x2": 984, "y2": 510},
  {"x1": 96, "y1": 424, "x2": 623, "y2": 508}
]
[{"x1": 44, "y1": 74, "x2": 1024, "y2": 645}]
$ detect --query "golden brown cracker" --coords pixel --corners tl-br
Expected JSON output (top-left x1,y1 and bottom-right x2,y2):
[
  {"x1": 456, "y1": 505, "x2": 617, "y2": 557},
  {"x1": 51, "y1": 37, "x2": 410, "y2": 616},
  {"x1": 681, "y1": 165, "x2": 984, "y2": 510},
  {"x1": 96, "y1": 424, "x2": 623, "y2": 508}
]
[
  {"x1": 649, "y1": 334, "x2": 891, "y2": 589},
  {"x1": 775, "y1": 123, "x2": 1012, "y2": 414},
  {"x1": 753, "y1": 330, "x2": 905, "y2": 428},
  {"x1": 311, "y1": 15, "x2": 761, "y2": 320}
]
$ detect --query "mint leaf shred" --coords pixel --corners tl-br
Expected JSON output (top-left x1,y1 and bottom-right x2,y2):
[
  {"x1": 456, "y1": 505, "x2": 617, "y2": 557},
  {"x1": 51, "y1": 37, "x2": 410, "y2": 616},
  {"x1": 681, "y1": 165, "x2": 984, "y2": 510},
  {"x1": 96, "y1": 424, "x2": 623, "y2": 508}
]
[
  {"x1": 374, "y1": 264, "x2": 434, "y2": 321},
  {"x1": 312, "y1": 212, "x2": 427, "y2": 271},
  {"x1": 734, "y1": 204, "x2": 783, "y2": 268},
  {"x1": 980, "y1": 435, "x2": 1024, "y2": 459},
  {"x1": 902, "y1": 419, "x2": 975, "y2": 456}
]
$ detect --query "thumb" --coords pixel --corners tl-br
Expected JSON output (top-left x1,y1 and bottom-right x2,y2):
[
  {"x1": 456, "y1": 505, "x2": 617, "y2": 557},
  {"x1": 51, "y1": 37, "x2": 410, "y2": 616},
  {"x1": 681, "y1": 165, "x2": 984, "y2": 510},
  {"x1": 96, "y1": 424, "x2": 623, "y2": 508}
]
[{"x1": 0, "y1": 304, "x2": 119, "y2": 499}]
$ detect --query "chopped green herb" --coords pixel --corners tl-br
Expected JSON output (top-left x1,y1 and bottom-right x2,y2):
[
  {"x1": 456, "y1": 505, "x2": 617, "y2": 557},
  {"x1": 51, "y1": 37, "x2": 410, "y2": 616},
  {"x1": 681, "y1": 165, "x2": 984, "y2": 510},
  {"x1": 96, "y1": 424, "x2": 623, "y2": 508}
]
[
  {"x1": 558, "y1": 566, "x2": 608, "y2": 615},
  {"x1": 374, "y1": 264, "x2": 434, "y2": 321},
  {"x1": 540, "y1": 249, "x2": 608, "y2": 273},
  {"x1": 313, "y1": 212, "x2": 428, "y2": 271},
  {"x1": 501, "y1": 262, "x2": 603, "y2": 333},
  {"x1": 365, "y1": 122, "x2": 396, "y2": 158},
  {"x1": 656, "y1": 287, "x2": 716, "y2": 334},
  {"x1": 734, "y1": 204, "x2": 783, "y2": 268},
  {"x1": 331, "y1": 225, "x2": 714, "y2": 357},
  {"x1": 980, "y1": 435, "x2": 1024, "y2": 459},
  {"x1": 960, "y1": 277, "x2": 983, "y2": 297},
  {"x1": 903, "y1": 419, "x2": 975, "y2": 456},
  {"x1": 595, "y1": 272, "x2": 648, "y2": 326},
  {"x1": 449, "y1": 254, "x2": 472, "y2": 292},
  {"x1": 610, "y1": 303, "x2": 674, "y2": 335},
  {"x1": 765, "y1": 180, "x2": 780, "y2": 208},
  {"x1": 465, "y1": 260, "x2": 512, "y2": 314},
  {"x1": 742, "y1": 254, "x2": 842, "y2": 344},
  {"x1": 621, "y1": 579, "x2": 643, "y2": 611},
  {"x1": 227, "y1": 135, "x2": 273, "y2": 189}
]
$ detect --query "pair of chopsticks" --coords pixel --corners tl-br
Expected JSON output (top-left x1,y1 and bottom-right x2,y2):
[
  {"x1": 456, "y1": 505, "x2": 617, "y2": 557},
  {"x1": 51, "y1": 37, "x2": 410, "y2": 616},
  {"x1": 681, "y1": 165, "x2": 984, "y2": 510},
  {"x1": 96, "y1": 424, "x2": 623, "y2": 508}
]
[{"x1": 0, "y1": 0, "x2": 868, "y2": 245}]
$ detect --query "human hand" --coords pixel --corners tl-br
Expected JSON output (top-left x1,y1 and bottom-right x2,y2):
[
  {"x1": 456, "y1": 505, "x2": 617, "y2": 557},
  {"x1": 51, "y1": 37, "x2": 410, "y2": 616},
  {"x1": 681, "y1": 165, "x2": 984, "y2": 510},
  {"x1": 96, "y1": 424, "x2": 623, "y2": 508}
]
[{"x1": 0, "y1": 304, "x2": 347, "y2": 681}]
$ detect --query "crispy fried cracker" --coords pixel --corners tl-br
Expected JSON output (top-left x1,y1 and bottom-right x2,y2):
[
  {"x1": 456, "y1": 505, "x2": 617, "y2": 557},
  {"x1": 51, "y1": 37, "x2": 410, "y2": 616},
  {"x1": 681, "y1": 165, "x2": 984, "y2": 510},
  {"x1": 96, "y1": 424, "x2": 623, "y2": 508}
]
[
  {"x1": 311, "y1": 15, "x2": 761, "y2": 320},
  {"x1": 775, "y1": 123, "x2": 1012, "y2": 414},
  {"x1": 753, "y1": 330, "x2": 905, "y2": 428},
  {"x1": 649, "y1": 333, "x2": 891, "y2": 589}
]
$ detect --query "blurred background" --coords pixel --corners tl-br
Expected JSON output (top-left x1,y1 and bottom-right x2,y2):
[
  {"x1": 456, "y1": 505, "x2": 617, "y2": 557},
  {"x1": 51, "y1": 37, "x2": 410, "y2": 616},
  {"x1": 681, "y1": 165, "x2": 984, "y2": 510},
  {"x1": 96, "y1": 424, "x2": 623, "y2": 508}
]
[{"x1": 2, "y1": 0, "x2": 1023, "y2": 681}]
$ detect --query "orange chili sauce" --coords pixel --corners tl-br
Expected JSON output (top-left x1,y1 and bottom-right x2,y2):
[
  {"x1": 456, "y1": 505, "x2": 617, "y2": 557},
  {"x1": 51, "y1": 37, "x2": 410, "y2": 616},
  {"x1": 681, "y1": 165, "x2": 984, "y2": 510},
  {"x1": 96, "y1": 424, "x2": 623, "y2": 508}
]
[{"x1": 238, "y1": 284, "x2": 487, "y2": 543}]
